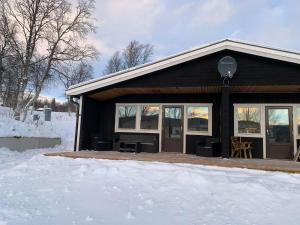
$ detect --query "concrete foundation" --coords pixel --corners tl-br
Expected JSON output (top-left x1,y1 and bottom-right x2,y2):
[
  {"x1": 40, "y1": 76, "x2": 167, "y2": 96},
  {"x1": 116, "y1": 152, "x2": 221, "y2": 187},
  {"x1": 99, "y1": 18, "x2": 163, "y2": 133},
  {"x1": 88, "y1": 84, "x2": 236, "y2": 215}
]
[{"x1": 0, "y1": 137, "x2": 61, "y2": 151}]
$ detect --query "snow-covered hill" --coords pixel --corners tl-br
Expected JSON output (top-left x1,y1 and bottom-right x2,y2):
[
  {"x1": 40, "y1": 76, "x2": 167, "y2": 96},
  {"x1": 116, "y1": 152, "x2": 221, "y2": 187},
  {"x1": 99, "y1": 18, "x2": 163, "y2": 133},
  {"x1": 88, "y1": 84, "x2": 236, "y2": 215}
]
[{"x1": 0, "y1": 106, "x2": 76, "y2": 149}]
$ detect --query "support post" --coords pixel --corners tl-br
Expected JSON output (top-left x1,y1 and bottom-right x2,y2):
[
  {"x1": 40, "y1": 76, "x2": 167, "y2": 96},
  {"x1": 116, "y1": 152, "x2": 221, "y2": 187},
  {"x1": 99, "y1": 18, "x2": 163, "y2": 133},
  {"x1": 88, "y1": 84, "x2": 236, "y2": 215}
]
[
  {"x1": 75, "y1": 96, "x2": 83, "y2": 152},
  {"x1": 221, "y1": 85, "x2": 230, "y2": 158}
]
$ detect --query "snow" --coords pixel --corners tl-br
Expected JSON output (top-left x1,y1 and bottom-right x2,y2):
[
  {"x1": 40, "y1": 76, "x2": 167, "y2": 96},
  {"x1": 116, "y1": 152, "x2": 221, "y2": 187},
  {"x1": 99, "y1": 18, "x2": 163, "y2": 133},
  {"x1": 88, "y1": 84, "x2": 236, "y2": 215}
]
[
  {"x1": 1, "y1": 147, "x2": 300, "y2": 225},
  {"x1": 0, "y1": 106, "x2": 76, "y2": 149},
  {"x1": 1, "y1": 106, "x2": 300, "y2": 224}
]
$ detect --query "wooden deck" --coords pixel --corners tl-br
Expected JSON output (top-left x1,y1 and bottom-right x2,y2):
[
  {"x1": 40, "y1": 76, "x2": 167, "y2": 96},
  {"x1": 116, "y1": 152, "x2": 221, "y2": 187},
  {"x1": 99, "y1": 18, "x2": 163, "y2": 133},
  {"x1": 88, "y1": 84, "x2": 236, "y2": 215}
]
[{"x1": 45, "y1": 151, "x2": 300, "y2": 174}]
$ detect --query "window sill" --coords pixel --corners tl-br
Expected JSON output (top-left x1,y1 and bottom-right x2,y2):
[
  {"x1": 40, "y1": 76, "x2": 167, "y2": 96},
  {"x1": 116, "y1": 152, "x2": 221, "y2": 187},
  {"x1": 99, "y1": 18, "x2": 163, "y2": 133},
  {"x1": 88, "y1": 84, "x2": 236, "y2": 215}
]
[
  {"x1": 235, "y1": 133, "x2": 263, "y2": 138},
  {"x1": 186, "y1": 131, "x2": 212, "y2": 136},
  {"x1": 115, "y1": 129, "x2": 160, "y2": 134}
]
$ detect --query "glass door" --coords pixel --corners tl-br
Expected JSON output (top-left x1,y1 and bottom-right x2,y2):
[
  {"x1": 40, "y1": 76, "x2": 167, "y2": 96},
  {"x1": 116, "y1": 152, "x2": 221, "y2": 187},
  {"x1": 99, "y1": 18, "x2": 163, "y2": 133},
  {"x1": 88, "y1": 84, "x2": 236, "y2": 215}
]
[
  {"x1": 162, "y1": 106, "x2": 184, "y2": 152},
  {"x1": 265, "y1": 107, "x2": 293, "y2": 159}
]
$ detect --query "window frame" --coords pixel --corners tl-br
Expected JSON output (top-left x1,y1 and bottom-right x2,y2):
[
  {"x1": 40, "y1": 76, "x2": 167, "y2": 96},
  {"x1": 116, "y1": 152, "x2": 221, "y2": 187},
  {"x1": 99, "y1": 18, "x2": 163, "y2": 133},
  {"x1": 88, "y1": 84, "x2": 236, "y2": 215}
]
[
  {"x1": 115, "y1": 103, "x2": 161, "y2": 133},
  {"x1": 294, "y1": 106, "x2": 300, "y2": 138},
  {"x1": 234, "y1": 104, "x2": 263, "y2": 138},
  {"x1": 185, "y1": 104, "x2": 212, "y2": 136},
  {"x1": 115, "y1": 104, "x2": 138, "y2": 130}
]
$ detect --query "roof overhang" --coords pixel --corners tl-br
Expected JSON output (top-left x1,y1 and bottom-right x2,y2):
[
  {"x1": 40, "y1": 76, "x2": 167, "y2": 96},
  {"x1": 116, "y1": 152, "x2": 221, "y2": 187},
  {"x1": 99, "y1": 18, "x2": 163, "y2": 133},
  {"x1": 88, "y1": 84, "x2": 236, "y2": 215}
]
[{"x1": 66, "y1": 39, "x2": 300, "y2": 96}]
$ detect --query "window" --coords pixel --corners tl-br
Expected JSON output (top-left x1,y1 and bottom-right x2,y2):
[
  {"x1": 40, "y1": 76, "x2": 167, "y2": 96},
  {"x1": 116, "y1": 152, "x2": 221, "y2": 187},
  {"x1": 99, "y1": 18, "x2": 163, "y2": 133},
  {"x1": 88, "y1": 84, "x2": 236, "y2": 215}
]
[
  {"x1": 187, "y1": 106, "x2": 210, "y2": 134},
  {"x1": 296, "y1": 107, "x2": 300, "y2": 135},
  {"x1": 236, "y1": 106, "x2": 261, "y2": 134},
  {"x1": 117, "y1": 105, "x2": 137, "y2": 129},
  {"x1": 140, "y1": 105, "x2": 160, "y2": 130}
]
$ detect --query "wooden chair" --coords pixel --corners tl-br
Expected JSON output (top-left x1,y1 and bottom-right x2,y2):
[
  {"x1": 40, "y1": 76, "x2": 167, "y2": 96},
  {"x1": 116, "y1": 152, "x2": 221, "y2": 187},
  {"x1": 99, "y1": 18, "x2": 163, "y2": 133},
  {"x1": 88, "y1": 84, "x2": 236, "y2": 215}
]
[
  {"x1": 240, "y1": 142, "x2": 252, "y2": 159},
  {"x1": 294, "y1": 146, "x2": 300, "y2": 162},
  {"x1": 231, "y1": 136, "x2": 253, "y2": 159},
  {"x1": 231, "y1": 136, "x2": 242, "y2": 157}
]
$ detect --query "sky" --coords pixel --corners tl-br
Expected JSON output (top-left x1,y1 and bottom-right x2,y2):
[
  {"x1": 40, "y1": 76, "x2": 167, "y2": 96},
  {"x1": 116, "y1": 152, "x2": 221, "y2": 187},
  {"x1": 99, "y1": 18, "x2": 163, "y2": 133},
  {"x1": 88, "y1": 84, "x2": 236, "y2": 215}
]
[{"x1": 44, "y1": 0, "x2": 300, "y2": 100}]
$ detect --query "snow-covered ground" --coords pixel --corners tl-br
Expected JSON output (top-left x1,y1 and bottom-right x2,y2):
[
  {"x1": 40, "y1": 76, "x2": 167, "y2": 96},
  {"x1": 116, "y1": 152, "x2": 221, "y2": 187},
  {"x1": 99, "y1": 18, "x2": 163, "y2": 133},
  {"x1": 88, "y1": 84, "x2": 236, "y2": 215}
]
[
  {"x1": 0, "y1": 106, "x2": 76, "y2": 149},
  {"x1": 1, "y1": 107, "x2": 300, "y2": 225},
  {"x1": 1, "y1": 147, "x2": 300, "y2": 225}
]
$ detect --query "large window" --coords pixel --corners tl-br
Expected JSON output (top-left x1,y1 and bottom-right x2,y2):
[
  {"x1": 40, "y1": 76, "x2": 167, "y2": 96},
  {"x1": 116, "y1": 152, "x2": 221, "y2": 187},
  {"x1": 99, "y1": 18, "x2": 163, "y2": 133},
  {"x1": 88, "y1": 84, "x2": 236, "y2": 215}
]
[
  {"x1": 187, "y1": 106, "x2": 209, "y2": 132},
  {"x1": 140, "y1": 105, "x2": 160, "y2": 130},
  {"x1": 115, "y1": 103, "x2": 212, "y2": 136},
  {"x1": 117, "y1": 105, "x2": 137, "y2": 129},
  {"x1": 236, "y1": 106, "x2": 261, "y2": 134}
]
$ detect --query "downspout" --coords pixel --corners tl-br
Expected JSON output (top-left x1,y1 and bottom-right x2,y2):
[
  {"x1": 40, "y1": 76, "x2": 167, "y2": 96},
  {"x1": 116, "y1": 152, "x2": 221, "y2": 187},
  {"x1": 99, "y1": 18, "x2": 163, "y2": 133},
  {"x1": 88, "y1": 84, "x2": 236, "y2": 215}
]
[{"x1": 70, "y1": 96, "x2": 79, "y2": 152}]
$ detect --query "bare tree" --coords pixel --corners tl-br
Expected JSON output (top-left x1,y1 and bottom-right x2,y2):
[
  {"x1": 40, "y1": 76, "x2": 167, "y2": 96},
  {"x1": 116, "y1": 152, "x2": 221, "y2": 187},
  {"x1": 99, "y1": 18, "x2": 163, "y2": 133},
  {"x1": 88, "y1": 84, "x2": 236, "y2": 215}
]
[
  {"x1": 21, "y1": 0, "x2": 98, "y2": 121},
  {"x1": 4, "y1": 0, "x2": 66, "y2": 119},
  {"x1": 122, "y1": 40, "x2": 153, "y2": 68},
  {"x1": 0, "y1": 1, "x2": 17, "y2": 103},
  {"x1": 104, "y1": 40, "x2": 154, "y2": 75},
  {"x1": 103, "y1": 51, "x2": 122, "y2": 75},
  {"x1": 57, "y1": 61, "x2": 93, "y2": 114}
]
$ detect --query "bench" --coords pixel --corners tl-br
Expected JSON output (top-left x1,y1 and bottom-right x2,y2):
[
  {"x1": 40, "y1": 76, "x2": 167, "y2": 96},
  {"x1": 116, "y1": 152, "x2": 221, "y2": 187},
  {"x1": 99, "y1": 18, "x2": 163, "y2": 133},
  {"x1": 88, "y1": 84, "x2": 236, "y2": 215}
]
[
  {"x1": 114, "y1": 133, "x2": 159, "y2": 153},
  {"x1": 119, "y1": 141, "x2": 141, "y2": 153}
]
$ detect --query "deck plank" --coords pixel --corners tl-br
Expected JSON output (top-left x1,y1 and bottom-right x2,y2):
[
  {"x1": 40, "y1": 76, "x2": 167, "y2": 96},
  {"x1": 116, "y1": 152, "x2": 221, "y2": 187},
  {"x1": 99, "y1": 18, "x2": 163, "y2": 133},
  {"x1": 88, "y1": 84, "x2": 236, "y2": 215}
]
[{"x1": 45, "y1": 151, "x2": 300, "y2": 174}]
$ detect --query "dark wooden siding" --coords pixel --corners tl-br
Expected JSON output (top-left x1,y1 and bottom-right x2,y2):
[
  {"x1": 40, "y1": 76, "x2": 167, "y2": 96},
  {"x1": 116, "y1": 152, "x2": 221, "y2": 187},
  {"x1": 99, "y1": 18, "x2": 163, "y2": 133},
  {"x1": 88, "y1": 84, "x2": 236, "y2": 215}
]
[
  {"x1": 232, "y1": 93, "x2": 300, "y2": 103},
  {"x1": 80, "y1": 96, "x2": 101, "y2": 150},
  {"x1": 86, "y1": 50, "x2": 300, "y2": 97}
]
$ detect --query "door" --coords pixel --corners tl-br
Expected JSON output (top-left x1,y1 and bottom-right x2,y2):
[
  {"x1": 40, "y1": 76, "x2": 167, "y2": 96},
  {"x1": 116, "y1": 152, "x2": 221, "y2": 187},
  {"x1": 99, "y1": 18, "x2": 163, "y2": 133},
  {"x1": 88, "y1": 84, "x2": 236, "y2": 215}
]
[
  {"x1": 162, "y1": 106, "x2": 184, "y2": 152},
  {"x1": 266, "y1": 107, "x2": 293, "y2": 159}
]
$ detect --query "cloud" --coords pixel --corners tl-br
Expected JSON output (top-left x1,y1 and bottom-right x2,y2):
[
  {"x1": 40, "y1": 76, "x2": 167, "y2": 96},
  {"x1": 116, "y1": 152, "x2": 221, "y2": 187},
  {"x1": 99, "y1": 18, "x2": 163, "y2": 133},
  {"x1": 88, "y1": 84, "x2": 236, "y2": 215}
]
[
  {"x1": 73, "y1": 0, "x2": 300, "y2": 70},
  {"x1": 46, "y1": 0, "x2": 300, "y2": 98},
  {"x1": 94, "y1": 0, "x2": 165, "y2": 44},
  {"x1": 178, "y1": 0, "x2": 236, "y2": 28}
]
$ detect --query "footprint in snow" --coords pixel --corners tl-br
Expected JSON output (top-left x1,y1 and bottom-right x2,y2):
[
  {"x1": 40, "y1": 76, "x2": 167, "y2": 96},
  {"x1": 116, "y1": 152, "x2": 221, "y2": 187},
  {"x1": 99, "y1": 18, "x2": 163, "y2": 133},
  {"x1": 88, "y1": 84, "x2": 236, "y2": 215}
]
[
  {"x1": 145, "y1": 199, "x2": 153, "y2": 205},
  {"x1": 137, "y1": 205, "x2": 144, "y2": 210},
  {"x1": 85, "y1": 216, "x2": 93, "y2": 222},
  {"x1": 126, "y1": 212, "x2": 135, "y2": 219},
  {"x1": 113, "y1": 186, "x2": 121, "y2": 191}
]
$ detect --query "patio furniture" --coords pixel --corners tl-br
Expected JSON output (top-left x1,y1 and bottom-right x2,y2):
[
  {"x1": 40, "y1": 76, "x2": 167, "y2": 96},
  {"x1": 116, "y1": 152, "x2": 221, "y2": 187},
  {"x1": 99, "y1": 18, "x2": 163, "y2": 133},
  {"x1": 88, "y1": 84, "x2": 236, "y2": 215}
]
[
  {"x1": 119, "y1": 141, "x2": 141, "y2": 153},
  {"x1": 294, "y1": 146, "x2": 300, "y2": 161},
  {"x1": 91, "y1": 135, "x2": 112, "y2": 151},
  {"x1": 196, "y1": 138, "x2": 221, "y2": 157},
  {"x1": 114, "y1": 133, "x2": 159, "y2": 153},
  {"x1": 231, "y1": 136, "x2": 253, "y2": 158}
]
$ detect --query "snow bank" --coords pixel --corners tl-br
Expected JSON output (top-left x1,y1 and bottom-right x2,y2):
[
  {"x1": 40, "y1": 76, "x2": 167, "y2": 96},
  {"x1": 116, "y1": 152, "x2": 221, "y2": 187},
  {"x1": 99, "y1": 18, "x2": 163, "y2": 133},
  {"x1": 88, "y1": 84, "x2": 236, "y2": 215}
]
[
  {"x1": 1, "y1": 149, "x2": 300, "y2": 225},
  {"x1": 0, "y1": 106, "x2": 76, "y2": 149}
]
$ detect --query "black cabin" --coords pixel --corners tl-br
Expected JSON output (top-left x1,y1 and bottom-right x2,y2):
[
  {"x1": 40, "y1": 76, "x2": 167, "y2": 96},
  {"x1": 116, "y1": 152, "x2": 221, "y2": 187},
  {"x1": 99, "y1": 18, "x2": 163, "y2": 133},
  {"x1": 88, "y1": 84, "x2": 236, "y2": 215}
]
[{"x1": 67, "y1": 39, "x2": 300, "y2": 160}]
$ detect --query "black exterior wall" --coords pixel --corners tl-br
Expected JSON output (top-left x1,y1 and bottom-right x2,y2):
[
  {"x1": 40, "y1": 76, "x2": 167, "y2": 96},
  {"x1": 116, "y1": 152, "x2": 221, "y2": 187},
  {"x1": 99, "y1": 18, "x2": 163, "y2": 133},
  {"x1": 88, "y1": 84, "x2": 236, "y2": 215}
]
[
  {"x1": 79, "y1": 92, "x2": 300, "y2": 158},
  {"x1": 85, "y1": 49, "x2": 300, "y2": 98}
]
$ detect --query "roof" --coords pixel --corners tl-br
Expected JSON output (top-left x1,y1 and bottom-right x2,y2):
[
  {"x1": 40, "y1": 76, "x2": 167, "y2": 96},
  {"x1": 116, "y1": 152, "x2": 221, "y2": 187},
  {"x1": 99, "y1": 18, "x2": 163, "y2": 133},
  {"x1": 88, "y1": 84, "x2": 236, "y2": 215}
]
[{"x1": 66, "y1": 39, "x2": 300, "y2": 96}]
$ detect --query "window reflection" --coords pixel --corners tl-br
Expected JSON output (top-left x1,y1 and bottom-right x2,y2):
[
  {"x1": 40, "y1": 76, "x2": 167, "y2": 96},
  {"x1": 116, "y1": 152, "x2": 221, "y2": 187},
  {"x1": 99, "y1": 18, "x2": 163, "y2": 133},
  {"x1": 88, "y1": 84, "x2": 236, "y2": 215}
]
[
  {"x1": 296, "y1": 108, "x2": 300, "y2": 135},
  {"x1": 118, "y1": 105, "x2": 137, "y2": 129},
  {"x1": 141, "y1": 105, "x2": 159, "y2": 130},
  {"x1": 187, "y1": 106, "x2": 209, "y2": 132},
  {"x1": 268, "y1": 108, "x2": 290, "y2": 143},
  {"x1": 237, "y1": 107, "x2": 261, "y2": 134},
  {"x1": 164, "y1": 107, "x2": 182, "y2": 139}
]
